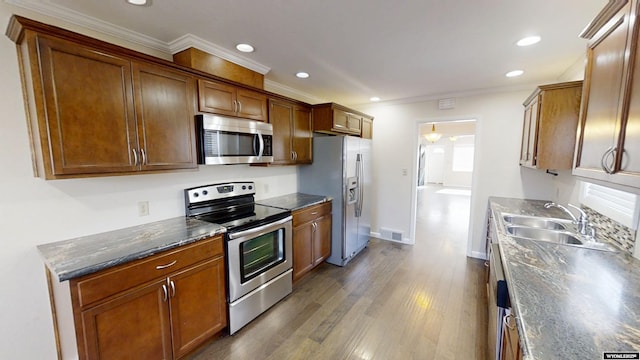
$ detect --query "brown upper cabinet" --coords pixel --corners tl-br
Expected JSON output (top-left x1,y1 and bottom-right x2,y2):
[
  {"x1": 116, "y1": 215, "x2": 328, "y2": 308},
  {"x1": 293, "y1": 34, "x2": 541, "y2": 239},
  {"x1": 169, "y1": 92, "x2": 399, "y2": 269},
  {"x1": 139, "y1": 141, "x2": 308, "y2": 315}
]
[
  {"x1": 312, "y1": 103, "x2": 373, "y2": 136},
  {"x1": 519, "y1": 81, "x2": 582, "y2": 170},
  {"x1": 197, "y1": 79, "x2": 268, "y2": 121},
  {"x1": 268, "y1": 99, "x2": 313, "y2": 165},
  {"x1": 7, "y1": 16, "x2": 198, "y2": 179},
  {"x1": 575, "y1": 0, "x2": 640, "y2": 188},
  {"x1": 361, "y1": 117, "x2": 373, "y2": 139}
]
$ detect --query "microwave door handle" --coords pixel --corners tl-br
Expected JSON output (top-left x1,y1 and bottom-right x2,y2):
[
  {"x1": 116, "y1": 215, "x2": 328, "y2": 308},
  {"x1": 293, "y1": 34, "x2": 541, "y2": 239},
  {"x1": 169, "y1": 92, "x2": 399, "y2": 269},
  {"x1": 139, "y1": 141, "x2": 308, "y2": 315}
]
[{"x1": 257, "y1": 132, "x2": 265, "y2": 159}]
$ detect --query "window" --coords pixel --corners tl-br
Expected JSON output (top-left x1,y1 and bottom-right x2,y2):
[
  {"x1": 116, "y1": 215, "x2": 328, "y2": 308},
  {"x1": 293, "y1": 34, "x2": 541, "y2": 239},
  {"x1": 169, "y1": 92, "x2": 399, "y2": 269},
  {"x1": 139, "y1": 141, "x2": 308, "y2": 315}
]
[
  {"x1": 579, "y1": 182, "x2": 640, "y2": 229},
  {"x1": 451, "y1": 136, "x2": 474, "y2": 172}
]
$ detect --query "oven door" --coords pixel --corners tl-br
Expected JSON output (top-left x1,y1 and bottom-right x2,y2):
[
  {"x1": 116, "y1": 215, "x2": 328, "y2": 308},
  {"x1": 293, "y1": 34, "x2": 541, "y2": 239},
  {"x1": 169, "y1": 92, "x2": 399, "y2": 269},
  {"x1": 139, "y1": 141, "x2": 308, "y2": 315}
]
[{"x1": 227, "y1": 216, "x2": 292, "y2": 302}]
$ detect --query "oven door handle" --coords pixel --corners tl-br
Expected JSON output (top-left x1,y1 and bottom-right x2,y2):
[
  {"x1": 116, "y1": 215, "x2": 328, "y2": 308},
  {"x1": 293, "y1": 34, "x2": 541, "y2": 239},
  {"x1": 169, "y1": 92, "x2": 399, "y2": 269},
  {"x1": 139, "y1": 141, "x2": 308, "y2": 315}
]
[
  {"x1": 256, "y1": 132, "x2": 265, "y2": 160},
  {"x1": 228, "y1": 215, "x2": 292, "y2": 240}
]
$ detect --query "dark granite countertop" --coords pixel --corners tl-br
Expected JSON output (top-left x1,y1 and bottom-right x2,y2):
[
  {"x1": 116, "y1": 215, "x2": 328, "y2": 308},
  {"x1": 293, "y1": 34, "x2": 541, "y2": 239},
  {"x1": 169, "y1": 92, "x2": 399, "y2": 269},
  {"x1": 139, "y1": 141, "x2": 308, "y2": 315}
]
[
  {"x1": 256, "y1": 192, "x2": 330, "y2": 211},
  {"x1": 38, "y1": 217, "x2": 226, "y2": 282},
  {"x1": 489, "y1": 197, "x2": 640, "y2": 359}
]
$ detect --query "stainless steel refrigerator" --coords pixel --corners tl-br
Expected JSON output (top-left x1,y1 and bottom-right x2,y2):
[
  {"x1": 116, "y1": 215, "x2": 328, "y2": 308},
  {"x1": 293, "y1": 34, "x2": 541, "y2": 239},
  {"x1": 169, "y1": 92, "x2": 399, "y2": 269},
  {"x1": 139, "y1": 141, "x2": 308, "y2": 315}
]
[{"x1": 298, "y1": 135, "x2": 372, "y2": 266}]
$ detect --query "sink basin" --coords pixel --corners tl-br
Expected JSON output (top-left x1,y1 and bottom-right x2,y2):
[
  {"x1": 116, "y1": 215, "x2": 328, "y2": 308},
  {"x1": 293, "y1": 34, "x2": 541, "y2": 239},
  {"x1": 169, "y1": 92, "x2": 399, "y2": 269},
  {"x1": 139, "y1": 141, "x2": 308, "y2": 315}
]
[
  {"x1": 502, "y1": 214, "x2": 569, "y2": 230},
  {"x1": 505, "y1": 225, "x2": 583, "y2": 245}
]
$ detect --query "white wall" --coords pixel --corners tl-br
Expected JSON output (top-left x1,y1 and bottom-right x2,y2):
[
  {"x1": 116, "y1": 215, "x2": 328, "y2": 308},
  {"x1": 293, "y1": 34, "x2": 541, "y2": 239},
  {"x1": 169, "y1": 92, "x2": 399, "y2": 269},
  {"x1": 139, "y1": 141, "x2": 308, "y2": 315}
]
[
  {"x1": 443, "y1": 136, "x2": 474, "y2": 188},
  {"x1": 0, "y1": 4, "x2": 298, "y2": 359},
  {"x1": 357, "y1": 91, "x2": 559, "y2": 256}
]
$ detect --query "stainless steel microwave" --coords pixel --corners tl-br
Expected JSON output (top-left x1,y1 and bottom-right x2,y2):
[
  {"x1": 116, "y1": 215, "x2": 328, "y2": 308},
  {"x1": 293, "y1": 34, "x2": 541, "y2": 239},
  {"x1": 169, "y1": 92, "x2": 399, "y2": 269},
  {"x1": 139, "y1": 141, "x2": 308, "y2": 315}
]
[{"x1": 196, "y1": 114, "x2": 274, "y2": 165}]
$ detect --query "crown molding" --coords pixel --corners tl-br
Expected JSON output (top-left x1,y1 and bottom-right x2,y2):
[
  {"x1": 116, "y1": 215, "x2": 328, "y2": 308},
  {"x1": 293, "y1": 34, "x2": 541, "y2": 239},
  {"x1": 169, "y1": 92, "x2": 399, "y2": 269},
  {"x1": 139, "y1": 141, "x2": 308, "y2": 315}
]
[
  {"x1": 5, "y1": 0, "x2": 273, "y2": 76},
  {"x1": 579, "y1": 0, "x2": 628, "y2": 39},
  {"x1": 264, "y1": 79, "x2": 327, "y2": 104},
  {"x1": 5, "y1": 0, "x2": 171, "y2": 53},
  {"x1": 168, "y1": 33, "x2": 270, "y2": 75}
]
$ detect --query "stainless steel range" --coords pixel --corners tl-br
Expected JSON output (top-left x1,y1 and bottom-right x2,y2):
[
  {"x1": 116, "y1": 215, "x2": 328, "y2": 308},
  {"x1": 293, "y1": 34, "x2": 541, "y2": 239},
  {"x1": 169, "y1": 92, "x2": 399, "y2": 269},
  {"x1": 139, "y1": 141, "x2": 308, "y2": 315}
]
[{"x1": 184, "y1": 181, "x2": 292, "y2": 334}]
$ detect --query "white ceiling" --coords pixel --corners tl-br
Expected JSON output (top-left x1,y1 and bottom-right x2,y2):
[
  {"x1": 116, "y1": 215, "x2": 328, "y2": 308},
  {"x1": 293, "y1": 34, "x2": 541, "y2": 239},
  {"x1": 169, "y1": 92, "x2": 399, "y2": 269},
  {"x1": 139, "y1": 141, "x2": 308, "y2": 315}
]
[{"x1": 9, "y1": 0, "x2": 607, "y2": 105}]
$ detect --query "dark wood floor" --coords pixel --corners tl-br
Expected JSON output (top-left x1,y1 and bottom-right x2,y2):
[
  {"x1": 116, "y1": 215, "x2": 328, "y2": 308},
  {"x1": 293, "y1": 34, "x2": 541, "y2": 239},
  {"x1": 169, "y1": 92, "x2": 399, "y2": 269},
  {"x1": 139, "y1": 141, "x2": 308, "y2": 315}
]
[{"x1": 188, "y1": 185, "x2": 488, "y2": 360}]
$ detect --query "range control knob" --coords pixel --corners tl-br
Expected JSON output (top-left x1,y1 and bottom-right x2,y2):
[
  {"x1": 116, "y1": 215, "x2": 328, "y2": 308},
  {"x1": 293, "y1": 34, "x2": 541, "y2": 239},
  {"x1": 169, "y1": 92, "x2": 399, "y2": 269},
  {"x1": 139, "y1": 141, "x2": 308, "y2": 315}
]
[
  {"x1": 242, "y1": 185, "x2": 247, "y2": 190},
  {"x1": 193, "y1": 192, "x2": 199, "y2": 198},
  {"x1": 202, "y1": 190, "x2": 208, "y2": 195},
  {"x1": 248, "y1": 185, "x2": 253, "y2": 190}
]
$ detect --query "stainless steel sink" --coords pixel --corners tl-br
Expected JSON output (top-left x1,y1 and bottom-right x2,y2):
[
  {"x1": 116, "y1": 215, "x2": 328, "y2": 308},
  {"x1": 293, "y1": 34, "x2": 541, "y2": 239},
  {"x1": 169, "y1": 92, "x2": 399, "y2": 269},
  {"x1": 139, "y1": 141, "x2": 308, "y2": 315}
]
[
  {"x1": 502, "y1": 214, "x2": 569, "y2": 230},
  {"x1": 504, "y1": 225, "x2": 582, "y2": 245}
]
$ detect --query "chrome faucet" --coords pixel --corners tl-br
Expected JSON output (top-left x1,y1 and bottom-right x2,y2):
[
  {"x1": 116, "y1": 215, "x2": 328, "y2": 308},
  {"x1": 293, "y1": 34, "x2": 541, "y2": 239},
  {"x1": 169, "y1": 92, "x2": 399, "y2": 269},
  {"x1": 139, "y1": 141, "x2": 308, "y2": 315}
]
[{"x1": 544, "y1": 202, "x2": 595, "y2": 238}]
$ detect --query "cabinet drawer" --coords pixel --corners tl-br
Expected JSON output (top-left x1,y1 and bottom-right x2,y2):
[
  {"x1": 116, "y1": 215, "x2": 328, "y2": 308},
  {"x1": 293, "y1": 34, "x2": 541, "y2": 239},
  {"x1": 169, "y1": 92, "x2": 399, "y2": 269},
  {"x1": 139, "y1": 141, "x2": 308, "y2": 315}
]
[
  {"x1": 293, "y1": 202, "x2": 332, "y2": 227},
  {"x1": 72, "y1": 236, "x2": 223, "y2": 308}
]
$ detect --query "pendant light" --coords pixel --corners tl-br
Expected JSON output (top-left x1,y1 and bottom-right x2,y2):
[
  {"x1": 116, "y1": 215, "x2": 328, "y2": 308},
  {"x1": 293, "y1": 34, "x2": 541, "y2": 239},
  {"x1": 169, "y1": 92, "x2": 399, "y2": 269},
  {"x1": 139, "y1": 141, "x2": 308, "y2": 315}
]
[{"x1": 424, "y1": 123, "x2": 442, "y2": 143}]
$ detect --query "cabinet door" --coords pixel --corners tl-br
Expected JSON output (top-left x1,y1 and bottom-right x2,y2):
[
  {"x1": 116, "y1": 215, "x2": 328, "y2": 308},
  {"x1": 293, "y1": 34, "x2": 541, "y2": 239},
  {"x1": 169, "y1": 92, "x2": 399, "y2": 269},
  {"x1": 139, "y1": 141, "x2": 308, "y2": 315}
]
[
  {"x1": 332, "y1": 109, "x2": 350, "y2": 132},
  {"x1": 614, "y1": 1, "x2": 640, "y2": 184},
  {"x1": 361, "y1": 118, "x2": 373, "y2": 139},
  {"x1": 347, "y1": 113, "x2": 363, "y2": 134},
  {"x1": 133, "y1": 63, "x2": 198, "y2": 171},
  {"x1": 169, "y1": 257, "x2": 227, "y2": 359},
  {"x1": 292, "y1": 105, "x2": 313, "y2": 163},
  {"x1": 519, "y1": 105, "x2": 533, "y2": 165},
  {"x1": 293, "y1": 223, "x2": 314, "y2": 282},
  {"x1": 36, "y1": 35, "x2": 138, "y2": 176},
  {"x1": 197, "y1": 79, "x2": 237, "y2": 116},
  {"x1": 237, "y1": 88, "x2": 268, "y2": 121},
  {"x1": 502, "y1": 313, "x2": 521, "y2": 360},
  {"x1": 526, "y1": 98, "x2": 539, "y2": 167},
  {"x1": 81, "y1": 279, "x2": 172, "y2": 360},
  {"x1": 574, "y1": 3, "x2": 631, "y2": 181},
  {"x1": 313, "y1": 215, "x2": 332, "y2": 266},
  {"x1": 269, "y1": 100, "x2": 294, "y2": 165}
]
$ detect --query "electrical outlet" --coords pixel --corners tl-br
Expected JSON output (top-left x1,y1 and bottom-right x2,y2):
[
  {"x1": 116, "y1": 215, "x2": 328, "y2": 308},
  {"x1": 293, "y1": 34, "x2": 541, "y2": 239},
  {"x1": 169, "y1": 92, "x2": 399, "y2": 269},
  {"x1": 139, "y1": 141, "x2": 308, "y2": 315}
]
[
  {"x1": 402, "y1": 168, "x2": 408, "y2": 176},
  {"x1": 138, "y1": 201, "x2": 149, "y2": 216}
]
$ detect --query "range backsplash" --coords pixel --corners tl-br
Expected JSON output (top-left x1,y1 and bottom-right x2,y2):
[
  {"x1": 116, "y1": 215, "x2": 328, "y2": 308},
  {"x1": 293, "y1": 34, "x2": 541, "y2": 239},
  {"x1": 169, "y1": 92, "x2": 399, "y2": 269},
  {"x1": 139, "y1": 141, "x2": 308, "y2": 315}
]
[{"x1": 583, "y1": 206, "x2": 637, "y2": 254}]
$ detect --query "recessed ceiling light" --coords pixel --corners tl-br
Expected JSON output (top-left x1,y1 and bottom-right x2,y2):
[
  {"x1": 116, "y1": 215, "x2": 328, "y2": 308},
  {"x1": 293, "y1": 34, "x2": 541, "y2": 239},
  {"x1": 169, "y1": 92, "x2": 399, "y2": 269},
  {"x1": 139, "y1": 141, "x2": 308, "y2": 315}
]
[
  {"x1": 370, "y1": 97, "x2": 381, "y2": 102},
  {"x1": 506, "y1": 70, "x2": 524, "y2": 78},
  {"x1": 517, "y1": 36, "x2": 541, "y2": 47},
  {"x1": 296, "y1": 72, "x2": 310, "y2": 79},
  {"x1": 126, "y1": 0, "x2": 148, "y2": 5},
  {"x1": 236, "y1": 44, "x2": 254, "y2": 53}
]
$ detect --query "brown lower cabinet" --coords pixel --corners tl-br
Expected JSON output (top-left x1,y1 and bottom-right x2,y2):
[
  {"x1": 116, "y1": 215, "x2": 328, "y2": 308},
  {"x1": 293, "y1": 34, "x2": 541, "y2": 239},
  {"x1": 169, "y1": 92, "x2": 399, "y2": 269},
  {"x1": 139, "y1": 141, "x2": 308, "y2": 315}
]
[
  {"x1": 502, "y1": 312, "x2": 523, "y2": 360},
  {"x1": 292, "y1": 201, "x2": 332, "y2": 282},
  {"x1": 49, "y1": 235, "x2": 226, "y2": 359}
]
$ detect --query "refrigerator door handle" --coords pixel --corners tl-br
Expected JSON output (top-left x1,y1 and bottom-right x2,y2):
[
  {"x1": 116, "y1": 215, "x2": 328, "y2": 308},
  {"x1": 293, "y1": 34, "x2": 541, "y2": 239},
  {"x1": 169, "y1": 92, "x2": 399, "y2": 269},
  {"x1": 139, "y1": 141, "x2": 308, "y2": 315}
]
[{"x1": 356, "y1": 154, "x2": 363, "y2": 217}]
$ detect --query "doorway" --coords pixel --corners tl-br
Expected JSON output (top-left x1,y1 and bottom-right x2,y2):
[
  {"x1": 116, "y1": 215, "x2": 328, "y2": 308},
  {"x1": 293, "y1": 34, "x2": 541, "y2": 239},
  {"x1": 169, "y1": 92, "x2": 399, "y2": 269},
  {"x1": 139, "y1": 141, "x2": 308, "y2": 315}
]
[{"x1": 414, "y1": 119, "x2": 477, "y2": 255}]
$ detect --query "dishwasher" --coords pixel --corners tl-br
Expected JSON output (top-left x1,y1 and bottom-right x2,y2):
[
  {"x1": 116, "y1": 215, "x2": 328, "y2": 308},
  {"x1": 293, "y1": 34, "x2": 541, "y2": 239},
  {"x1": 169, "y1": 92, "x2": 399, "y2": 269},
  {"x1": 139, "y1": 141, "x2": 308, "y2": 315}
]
[{"x1": 487, "y1": 243, "x2": 510, "y2": 360}]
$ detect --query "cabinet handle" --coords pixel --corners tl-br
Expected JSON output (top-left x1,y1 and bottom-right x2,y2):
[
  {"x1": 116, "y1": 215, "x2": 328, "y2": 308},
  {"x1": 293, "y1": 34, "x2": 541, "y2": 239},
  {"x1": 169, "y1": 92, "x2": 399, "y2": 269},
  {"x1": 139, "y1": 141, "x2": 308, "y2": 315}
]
[
  {"x1": 132, "y1": 148, "x2": 138, "y2": 166},
  {"x1": 293, "y1": 151, "x2": 298, "y2": 160},
  {"x1": 155, "y1": 260, "x2": 177, "y2": 270},
  {"x1": 335, "y1": 124, "x2": 345, "y2": 128},
  {"x1": 291, "y1": 151, "x2": 295, "y2": 160},
  {"x1": 161, "y1": 284, "x2": 168, "y2": 302},
  {"x1": 484, "y1": 261, "x2": 489, "y2": 267},
  {"x1": 169, "y1": 280, "x2": 176, "y2": 298},
  {"x1": 311, "y1": 212, "x2": 318, "y2": 215},
  {"x1": 601, "y1": 147, "x2": 616, "y2": 174},
  {"x1": 140, "y1": 148, "x2": 146, "y2": 165},
  {"x1": 237, "y1": 100, "x2": 242, "y2": 114},
  {"x1": 503, "y1": 314, "x2": 516, "y2": 329},
  {"x1": 233, "y1": 100, "x2": 238, "y2": 113}
]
